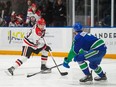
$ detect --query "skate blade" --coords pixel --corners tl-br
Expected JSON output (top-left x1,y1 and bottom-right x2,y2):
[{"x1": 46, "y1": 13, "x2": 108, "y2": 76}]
[
  {"x1": 94, "y1": 79, "x2": 108, "y2": 83},
  {"x1": 79, "y1": 81, "x2": 93, "y2": 85},
  {"x1": 4, "y1": 70, "x2": 12, "y2": 76},
  {"x1": 41, "y1": 70, "x2": 52, "y2": 74}
]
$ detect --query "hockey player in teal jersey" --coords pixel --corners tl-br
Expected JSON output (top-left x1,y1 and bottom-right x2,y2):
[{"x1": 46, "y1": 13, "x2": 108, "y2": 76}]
[{"x1": 63, "y1": 23, "x2": 107, "y2": 82}]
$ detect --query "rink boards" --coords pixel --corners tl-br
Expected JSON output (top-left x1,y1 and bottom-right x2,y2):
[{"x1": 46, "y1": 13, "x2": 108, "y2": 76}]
[{"x1": 0, "y1": 27, "x2": 116, "y2": 59}]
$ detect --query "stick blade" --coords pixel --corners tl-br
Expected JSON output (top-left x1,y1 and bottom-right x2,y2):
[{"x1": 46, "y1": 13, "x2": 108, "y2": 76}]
[
  {"x1": 61, "y1": 72, "x2": 68, "y2": 76},
  {"x1": 27, "y1": 74, "x2": 35, "y2": 78}
]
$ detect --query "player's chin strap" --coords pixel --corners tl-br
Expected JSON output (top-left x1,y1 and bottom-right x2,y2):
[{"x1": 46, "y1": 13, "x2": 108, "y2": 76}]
[{"x1": 42, "y1": 37, "x2": 68, "y2": 76}]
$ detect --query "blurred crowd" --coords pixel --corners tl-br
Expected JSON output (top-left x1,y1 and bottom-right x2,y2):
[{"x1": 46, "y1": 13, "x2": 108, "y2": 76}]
[{"x1": 0, "y1": 0, "x2": 66, "y2": 27}]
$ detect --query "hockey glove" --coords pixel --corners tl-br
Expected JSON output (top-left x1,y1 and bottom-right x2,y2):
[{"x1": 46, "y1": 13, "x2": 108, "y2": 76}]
[
  {"x1": 44, "y1": 45, "x2": 52, "y2": 51},
  {"x1": 63, "y1": 57, "x2": 70, "y2": 68}
]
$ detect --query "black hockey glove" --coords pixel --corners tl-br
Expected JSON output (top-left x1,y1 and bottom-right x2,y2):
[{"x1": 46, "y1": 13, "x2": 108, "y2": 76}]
[{"x1": 45, "y1": 45, "x2": 52, "y2": 51}]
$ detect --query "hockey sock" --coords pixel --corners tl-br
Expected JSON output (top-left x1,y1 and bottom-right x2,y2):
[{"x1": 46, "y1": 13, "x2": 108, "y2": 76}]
[
  {"x1": 94, "y1": 66, "x2": 104, "y2": 77},
  {"x1": 41, "y1": 50, "x2": 48, "y2": 65},
  {"x1": 14, "y1": 56, "x2": 28, "y2": 69},
  {"x1": 41, "y1": 55, "x2": 48, "y2": 65},
  {"x1": 78, "y1": 61, "x2": 90, "y2": 75}
]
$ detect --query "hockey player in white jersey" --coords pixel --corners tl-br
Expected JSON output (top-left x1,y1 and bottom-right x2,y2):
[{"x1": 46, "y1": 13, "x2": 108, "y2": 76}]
[{"x1": 7, "y1": 18, "x2": 51, "y2": 76}]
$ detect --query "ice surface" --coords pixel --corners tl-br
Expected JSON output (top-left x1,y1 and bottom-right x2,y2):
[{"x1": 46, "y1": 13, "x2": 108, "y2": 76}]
[{"x1": 0, "y1": 55, "x2": 116, "y2": 87}]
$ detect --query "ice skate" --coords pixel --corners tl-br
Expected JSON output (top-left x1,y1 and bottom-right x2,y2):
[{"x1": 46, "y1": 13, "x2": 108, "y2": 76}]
[
  {"x1": 80, "y1": 71, "x2": 93, "y2": 82},
  {"x1": 41, "y1": 64, "x2": 51, "y2": 74},
  {"x1": 94, "y1": 73, "x2": 107, "y2": 81},
  {"x1": 5, "y1": 66, "x2": 15, "y2": 76}
]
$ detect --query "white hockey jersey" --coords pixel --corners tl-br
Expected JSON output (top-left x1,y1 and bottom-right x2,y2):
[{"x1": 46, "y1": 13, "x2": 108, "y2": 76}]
[{"x1": 23, "y1": 24, "x2": 45, "y2": 49}]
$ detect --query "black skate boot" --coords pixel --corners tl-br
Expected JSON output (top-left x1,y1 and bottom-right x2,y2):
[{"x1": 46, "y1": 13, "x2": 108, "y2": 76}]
[
  {"x1": 6, "y1": 66, "x2": 15, "y2": 76},
  {"x1": 94, "y1": 73, "x2": 107, "y2": 81},
  {"x1": 41, "y1": 64, "x2": 51, "y2": 73},
  {"x1": 80, "y1": 71, "x2": 93, "y2": 82}
]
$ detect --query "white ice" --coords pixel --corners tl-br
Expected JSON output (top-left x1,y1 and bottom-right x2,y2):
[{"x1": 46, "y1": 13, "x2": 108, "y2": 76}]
[{"x1": 0, "y1": 55, "x2": 116, "y2": 87}]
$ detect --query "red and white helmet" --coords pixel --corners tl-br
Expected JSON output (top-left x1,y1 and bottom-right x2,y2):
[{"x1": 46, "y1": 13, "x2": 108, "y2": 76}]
[{"x1": 37, "y1": 18, "x2": 46, "y2": 25}]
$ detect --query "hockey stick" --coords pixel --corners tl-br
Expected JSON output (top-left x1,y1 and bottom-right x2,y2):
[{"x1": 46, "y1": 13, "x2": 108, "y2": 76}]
[
  {"x1": 27, "y1": 63, "x2": 63, "y2": 78},
  {"x1": 43, "y1": 38, "x2": 68, "y2": 76}
]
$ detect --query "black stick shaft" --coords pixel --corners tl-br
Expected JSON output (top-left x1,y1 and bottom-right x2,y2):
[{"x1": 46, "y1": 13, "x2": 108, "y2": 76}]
[
  {"x1": 43, "y1": 38, "x2": 67, "y2": 76},
  {"x1": 49, "y1": 50, "x2": 65, "y2": 75},
  {"x1": 27, "y1": 63, "x2": 63, "y2": 77}
]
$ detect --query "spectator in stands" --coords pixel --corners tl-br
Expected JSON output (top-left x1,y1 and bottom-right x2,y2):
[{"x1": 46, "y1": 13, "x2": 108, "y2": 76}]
[
  {"x1": 0, "y1": 17, "x2": 7, "y2": 27},
  {"x1": 39, "y1": 0, "x2": 53, "y2": 27},
  {"x1": 25, "y1": 3, "x2": 41, "y2": 27},
  {"x1": 103, "y1": 14, "x2": 111, "y2": 27},
  {"x1": 0, "y1": 1, "x2": 5, "y2": 18},
  {"x1": 27, "y1": 0, "x2": 33, "y2": 10},
  {"x1": 3, "y1": 1, "x2": 11, "y2": 25},
  {"x1": 9, "y1": 11, "x2": 17, "y2": 27},
  {"x1": 0, "y1": 1, "x2": 11, "y2": 26},
  {"x1": 52, "y1": 0, "x2": 66, "y2": 27},
  {"x1": 11, "y1": 0, "x2": 27, "y2": 18},
  {"x1": 9, "y1": 12, "x2": 24, "y2": 27},
  {"x1": 15, "y1": 14, "x2": 24, "y2": 27}
]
